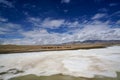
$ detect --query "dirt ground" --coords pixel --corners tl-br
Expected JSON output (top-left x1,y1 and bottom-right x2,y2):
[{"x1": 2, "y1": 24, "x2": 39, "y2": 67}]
[{"x1": 0, "y1": 42, "x2": 120, "y2": 53}]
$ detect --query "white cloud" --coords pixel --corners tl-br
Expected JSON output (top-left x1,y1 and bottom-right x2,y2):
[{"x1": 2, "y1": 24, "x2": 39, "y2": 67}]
[
  {"x1": 65, "y1": 21, "x2": 80, "y2": 28},
  {"x1": 109, "y1": 3, "x2": 118, "y2": 7},
  {"x1": 61, "y1": 0, "x2": 70, "y2": 3},
  {"x1": 41, "y1": 18, "x2": 65, "y2": 29},
  {"x1": 28, "y1": 17, "x2": 41, "y2": 27},
  {"x1": 28, "y1": 17, "x2": 83, "y2": 29},
  {"x1": 109, "y1": 11, "x2": 120, "y2": 18},
  {"x1": 0, "y1": 17, "x2": 7, "y2": 22},
  {"x1": 28, "y1": 17, "x2": 65, "y2": 29},
  {"x1": 2, "y1": 39, "x2": 37, "y2": 45},
  {"x1": 22, "y1": 29, "x2": 48, "y2": 38},
  {"x1": 1, "y1": 16, "x2": 120, "y2": 45},
  {"x1": 28, "y1": 17, "x2": 41, "y2": 23},
  {"x1": 3, "y1": 20, "x2": 120, "y2": 45},
  {"x1": 0, "y1": 0, "x2": 13, "y2": 7},
  {"x1": 64, "y1": 10, "x2": 68, "y2": 13},
  {"x1": 0, "y1": 22, "x2": 22, "y2": 35},
  {"x1": 29, "y1": 20, "x2": 120, "y2": 44},
  {"x1": 23, "y1": 11, "x2": 29, "y2": 16},
  {"x1": 92, "y1": 13, "x2": 106, "y2": 20},
  {"x1": 116, "y1": 20, "x2": 120, "y2": 25}
]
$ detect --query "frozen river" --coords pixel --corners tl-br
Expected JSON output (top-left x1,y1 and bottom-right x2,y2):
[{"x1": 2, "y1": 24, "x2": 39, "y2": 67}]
[{"x1": 0, "y1": 46, "x2": 120, "y2": 80}]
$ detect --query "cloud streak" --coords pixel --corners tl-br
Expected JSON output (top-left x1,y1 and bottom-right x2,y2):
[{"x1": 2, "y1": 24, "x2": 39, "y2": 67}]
[
  {"x1": 0, "y1": 0, "x2": 14, "y2": 7},
  {"x1": 0, "y1": 22, "x2": 22, "y2": 35},
  {"x1": 109, "y1": 3, "x2": 118, "y2": 7},
  {"x1": 92, "y1": 13, "x2": 107, "y2": 20},
  {"x1": 61, "y1": 0, "x2": 70, "y2": 4},
  {"x1": 41, "y1": 18, "x2": 65, "y2": 29},
  {"x1": 0, "y1": 17, "x2": 8, "y2": 22}
]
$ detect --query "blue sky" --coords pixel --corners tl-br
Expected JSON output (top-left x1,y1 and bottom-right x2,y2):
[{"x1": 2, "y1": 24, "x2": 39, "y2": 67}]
[{"x1": 0, "y1": 0, "x2": 120, "y2": 45}]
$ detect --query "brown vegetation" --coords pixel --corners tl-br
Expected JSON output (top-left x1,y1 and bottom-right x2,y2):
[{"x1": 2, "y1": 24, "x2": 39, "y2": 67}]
[{"x1": 0, "y1": 42, "x2": 120, "y2": 54}]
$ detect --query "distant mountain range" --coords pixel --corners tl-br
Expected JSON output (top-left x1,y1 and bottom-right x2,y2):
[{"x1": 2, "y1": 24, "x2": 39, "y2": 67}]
[
  {"x1": 62, "y1": 40, "x2": 120, "y2": 45},
  {"x1": 1, "y1": 39, "x2": 120, "y2": 45}
]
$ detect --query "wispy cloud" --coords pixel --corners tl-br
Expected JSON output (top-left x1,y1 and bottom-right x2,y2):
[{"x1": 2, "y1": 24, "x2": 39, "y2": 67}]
[
  {"x1": 0, "y1": 17, "x2": 8, "y2": 22},
  {"x1": 64, "y1": 21, "x2": 80, "y2": 28},
  {"x1": 2, "y1": 19, "x2": 120, "y2": 45},
  {"x1": 92, "y1": 13, "x2": 107, "y2": 20},
  {"x1": 41, "y1": 18, "x2": 65, "y2": 29},
  {"x1": 28, "y1": 17, "x2": 41, "y2": 27},
  {"x1": 61, "y1": 0, "x2": 70, "y2": 4},
  {"x1": 0, "y1": 22, "x2": 22, "y2": 35},
  {"x1": 0, "y1": 0, "x2": 14, "y2": 7},
  {"x1": 109, "y1": 3, "x2": 118, "y2": 7},
  {"x1": 116, "y1": 20, "x2": 120, "y2": 25},
  {"x1": 109, "y1": 11, "x2": 120, "y2": 18},
  {"x1": 28, "y1": 17, "x2": 65, "y2": 29}
]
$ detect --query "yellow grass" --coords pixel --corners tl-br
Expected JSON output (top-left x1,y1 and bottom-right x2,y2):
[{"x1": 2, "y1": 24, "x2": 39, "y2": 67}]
[{"x1": 0, "y1": 42, "x2": 120, "y2": 54}]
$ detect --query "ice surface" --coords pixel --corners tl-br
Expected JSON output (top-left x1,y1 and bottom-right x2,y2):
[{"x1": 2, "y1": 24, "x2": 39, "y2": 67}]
[{"x1": 0, "y1": 46, "x2": 120, "y2": 80}]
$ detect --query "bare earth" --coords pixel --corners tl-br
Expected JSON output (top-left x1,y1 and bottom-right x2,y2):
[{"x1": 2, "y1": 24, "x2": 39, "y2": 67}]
[{"x1": 0, "y1": 42, "x2": 120, "y2": 54}]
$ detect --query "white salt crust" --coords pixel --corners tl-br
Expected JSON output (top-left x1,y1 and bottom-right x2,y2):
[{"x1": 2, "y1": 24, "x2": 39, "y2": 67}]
[{"x1": 0, "y1": 46, "x2": 120, "y2": 80}]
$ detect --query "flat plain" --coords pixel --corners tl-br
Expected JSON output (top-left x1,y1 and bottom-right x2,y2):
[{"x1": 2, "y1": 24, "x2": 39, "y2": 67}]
[{"x1": 0, "y1": 42, "x2": 120, "y2": 54}]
